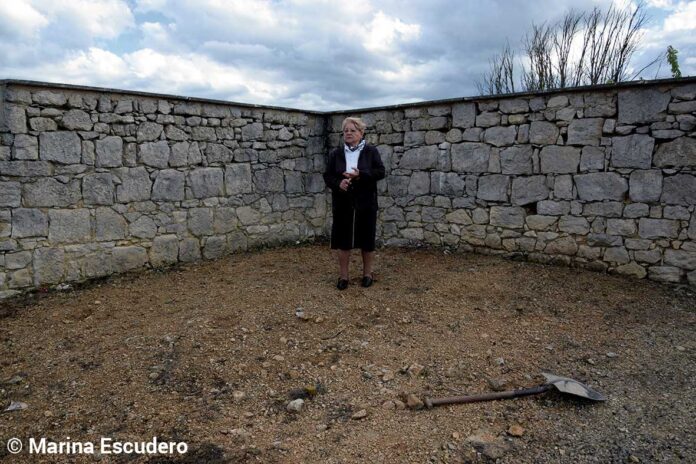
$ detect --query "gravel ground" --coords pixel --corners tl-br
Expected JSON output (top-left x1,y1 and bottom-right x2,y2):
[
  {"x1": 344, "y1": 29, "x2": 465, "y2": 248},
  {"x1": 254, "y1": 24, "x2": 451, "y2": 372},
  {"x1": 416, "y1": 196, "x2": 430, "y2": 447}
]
[{"x1": 0, "y1": 244, "x2": 694, "y2": 463}]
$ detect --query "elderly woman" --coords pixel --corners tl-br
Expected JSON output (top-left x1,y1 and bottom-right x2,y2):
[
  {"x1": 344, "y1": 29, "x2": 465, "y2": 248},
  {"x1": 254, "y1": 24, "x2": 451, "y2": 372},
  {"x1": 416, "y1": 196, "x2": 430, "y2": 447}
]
[{"x1": 323, "y1": 117, "x2": 386, "y2": 290}]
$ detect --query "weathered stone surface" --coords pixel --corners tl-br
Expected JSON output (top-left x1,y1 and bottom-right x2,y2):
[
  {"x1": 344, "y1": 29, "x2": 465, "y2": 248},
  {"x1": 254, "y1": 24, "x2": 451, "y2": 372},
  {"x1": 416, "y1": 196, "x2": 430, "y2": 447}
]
[
  {"x1": 152, "y1": 169, "x2": 185, "y2": 201},
  {"x1": 408, "y1": 171, "x2": 430, "y2": 195},
  {"x1": 115, "y1": 167, "x2": 152, "y2": 202},
  {"x1": 112, "y1": 246, "x2": 148, "y2": 273},
  {"x1": 83, "y1": 173, "x2": 115, "y2": 205},
  {"x1": 606, "y1": 219, "x2": 637, "y2": 236},
  {"x1": 511, "y1": 176, "x2": 548, "y2": 205},
  {"x1": 483, "y1": 126, "x2": 516, "y2": 147},
  {"x1": 584, "y1": 92, "x2": 616, "y2": 117},
  {"x1": 40, "y1": 132, "x2": 81, "y2": 164},
  {"x1": 559, "y1": 216, "x2": 589, "y2": 234},
  {"x1": 33, "y1": 90, "x2": 67, "y2": 106},
  {"x1": 553, "y1": 174, "x2": 574, "y2": 200},
  {"x1": 179, "y1": 238, "x2": 201, "y2": 262},
  {"x1": 476, "y1": 112, "x2": 500, "y2": 127},
  {"x1": 654, "y1": 137, "x2": 696, "y2": 168},
  {"x1": 0, "y1": 182, "x2": 21, "y2": 207},
  {"x1": 664, "y1": 250, "x2": 696, "y2": 270},
  {"x1": 96, "y1": 136, "x2": 123, "y2": 167},
  {"x1": 139, "y1": 141, "x2": 170, "y2": 168},
  {"x1": 284, "y1": 171, "x2": 303, "y2": 193},
  {"x1": 241, "y1": 122, "x2": 263, "y2": 141},
  {"x1": 500, "y1": 145, "x2": 533, "y2": 174},
  {"x1": 150, "y1": 235, "x2": 179, "y2": 267},
  {"x1": 567, "y1": 119, "x2": 603, "y2": 146},
  {"x1": 610, "y1": 134, "x2": 654, "y2": 169},
  {"x1": 13, "y1": 134, "x2": 38, "y2": 160},
  {"x1": 137, "y1": 122, "x2": 163, "y2": 142},
  {"x1": 587, "y1": 233, "x2": 623, "y2": 247},
  {"x1": 61, "y1": 110, "x2": 92, "y2": 130},
  {"x1": 189, "y1": 167, "x2": 225, "y2": 198},
  {"x1": 526, "y1": 215, "x2": 557, "y2": 230},
  {"x1": 23, "y1": 178, "x2": 81, "y2": 207},
  {"x1": 12, "y1": 209, "x2": 48, "y2": 238},
  {"x1": 129, "y1": 215, "x2": 157, "y2": 239},
  {"x1": 575, "y1": 173, "x2": 627, "y2": 201},
  {"x1": 188, "y1": 208, "x2": 214, "y2": 236},
  {"x1": 537, "y1": 200, "x2": 570, "y2": 216},
  {"x1": 648, "y1": 266, "x2": 683, "y2": 283},
  {"x1": 529, "y1": 121, "x2": 559, "y2": 145},
  {"x1": 583, "y1": 201, "x2": 624, "y2": 217},
  {"x1": 430, "y1": 172, "x2": 464, "y2": 196},
  {"x1": 95, "y1": 208, "x2": 127, "y2": 241},
  {"x1": 451, "y1": 143, "x2": 491, "y2": 173},
  {"x1": 48, "y1": 209, "x2": 91, "y2": 243},
  {"x1": 33, "y1": 248, "x2": 65, "y2": 285},
  {"x1": 254, "y1": 168, "x2": 284, "y2": 192},
  {"x1": 540, "y1": 146, "x2": 580, "y2": 173},
  {"x1": 615, "y1": 262, "x2": 647, "y2": 278},
  {"x1": 638, "y1": 218, "x2": 680, "y2": 239},
  {"x1": 604, "y1": 247, "x2": 630, "y2": 264},
  {"x1": 223, "y1": 163, "x2": 252, "y2": 195},
  {"x1": 545, "y1": 236, "x2": 578, "y2": 255},
  {"x1": 400, "y1": 145, "x2": 439, "y2": 170},
  {"x1": 500, "y1": 99, "x2": 528, "y2": 114},
  {"x1": 4, "y1": 105, "x2": 27, "y2": 134},
  {"x1": 445, "y1": 209, "x2": 473, "y2": 225},
  {"x1": 661, "y1": 174, "x2": 696, "y2": 206},
  {"x1": 580, "y1": 146, "x2": 605, "y2": 171},
  {"x1": 490, "y1": 206, "x2": 525, "y2": 228},
  {"x1": 203, "y1": 236, "x2": 228, "y2": 259},
  {"x1": 629, "y1": 170, "x2": 662, "y2": 203},
  {"x1": 624, "y1": 203, "x2": 649, "y2": 218},
  {"x1": 618, "y1": 88, "x2": 670, "y2": 124},
  {"x1": 478, "y1": 175, "x2": 509, "y2": 201},
  {"x1": 29, "y1": 117, "x2": 57, "y2": 132}
]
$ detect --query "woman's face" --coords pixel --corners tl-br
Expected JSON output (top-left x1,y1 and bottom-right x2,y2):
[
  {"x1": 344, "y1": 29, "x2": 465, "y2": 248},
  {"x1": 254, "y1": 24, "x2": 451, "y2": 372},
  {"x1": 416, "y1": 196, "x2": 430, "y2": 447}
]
[{"x1": 343, "y1": 123, "x2": 363, "y2": 146}]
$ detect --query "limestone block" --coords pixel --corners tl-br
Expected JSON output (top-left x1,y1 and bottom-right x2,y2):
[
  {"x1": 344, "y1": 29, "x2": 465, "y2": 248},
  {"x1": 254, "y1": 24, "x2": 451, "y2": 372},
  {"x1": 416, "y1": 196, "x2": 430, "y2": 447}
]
[
  {"x1": 638, "y1": 218, "x2": 680, "y2": 239},
  {"x1": 554, "y1": 175, "x2": 574, "y2": 200},
  {"x1": 0, "y1": 182, "x2": 21, "y2": 207},
  {"x1": 537, "y1": 200, "x2": 570, "y2": 216},
  {"x1": 624, "y1": 203, "x2": 649, "y2": 218},
  {"x1": 189, "y1": 167, "x2": 225, "y2": 198},
  {"x1": 545, "y1": 236, "x2": 578, "y2": 255},
  {"x1": 116, "y1": 167, "x2": 152, "y2": 202},
  {"x1": 254, "y1": 167, "x2": 284, "y2": 193},
  {"x1": 634, "y1": 249, "x2": 662, "y2": 264},
  {"x1": 579, "y1": 146, "x2": 605, "y2": 171},
  {"x1": 81, "y1": 251, "x2": 114, "y2": 278},
  {"x1": 611, "y1": 134, "x2": 654, "y2": 168},
  {"x1": 61, "y1": 109, "x2": 92, "y2": 130},
  {"x1": 400, "y1": 145, "x2": 439, "y2": 170},
  {"x1": 445, "y1": 209, "x2": 473, "y2": 225},
  {"x1": 663, "y1": 249, "x2": 696, "y2": 270},
  {"x1": 13, "y1": 134, "x2": 38, "y2": 160},
  {"x1": 188, "y1": 208, "x2": 214, "y2": 236},
  {"x1": 404, "y1": 131, "x2": 425, "y2": 147},
  {"x1": 29, "y1": 117, "x2": 57, "y2": 131},
  {"x1": 6, "y1": 251, "x2": 32, "y2": 269},
  {"x1": 499, "y1": 99, "x2": 528, "y2": 114},
  {"x1": 476, "y1": 112, "x2": 500, "y2": 127},
  {"x1": 203, "y1": 236, "x2": 228, "y2": 259},
  {"x1": 483, "y1": 126, "x2": 516, "y2": 147},
  {"x1": 451, "y1": 143, "x2": 491, "y2": 173},
  {"x1": 4, "y1": 104, "x2": 27, "y2": 134},
  {"x1": 629, "y1": 170, "x2": 662, "y2": 203},
  {"x1": 500, "y1": 145, "x2": 533, "y2": 175},
  {"x1": 213, "y1": 207, "x2": 238, "y2": 234},
  {"x1": 150, "y1": 235, "x2": 179, "y2": 267},
  {"x1": 587, "y1": 233, "x2": 623, "y2": 247},
  {"x1": 430, "y1": 172, "x2": 464, "y2": 196},
  {"x1": 606, "y1": 219, "x2": 637, "y2": 236},
  {"x1": 408, "y1": 171, "x2": 430, "y2": 195},
  {"x1": 112, "y1": 246, "x2": 148, "y2": 273},
  {"x1": 540, "y1": 146, "x2": 580, "y2": 173},
  {"x1": 12, "y1": 208, "x2": 48, "y2": 238},
  {"x1": 615, "y1": 262, "x2": 647, "y2": 278},
  {"x1": 648, "y1": 266, "x2": 682, "y2": 283},
  {"x1": 96, "y1": 136, "x2": 123, "y2": 167},
  {"x1": 285, "y1": 171, "x2": 304, "y2": 193},
  {"x1": 558, "y1": 216, "x2": 590, "y2": 234},
  {"x1": 661, "y1": 174, "x2": 696, "y2": 206},
  {"x1": 584, "y1": 92, "x2": 616, "y2": 117},
  {"x1": 241, "y1": 122, "x2": 264, "y2": 141},
  {"x1": 48, "y1": 209, "x2": 91, "y2": 243},
  {"x1": 477, "y1": 175, "x2": 509, "y2": 201},
  {"x1": 95, "y1": 207, "x2": 127, "y2": 241},
  {"x1": 583, "y1": 201, "x2": 624, "y2": 217},
  {"x1": 23, "y1": 178, "x2": 81, "y2": 207},
  {"x1": 575, "y1": 173, "x2": 627, "y2": 201},
  {"x1": 83, "y1": 173, "x2": 115, "y2": 205},
  {"x1": 136, "y1": 122, "x2": 163, "y2": 142},
  {"x1": 604, "y1": 246, "x2": 630, "y2": 264},
  {"x1": 526, "y1": 215, "x2": 557, "y2": 230},
  {"x1": 511, "y1": 176, "x2": 548, "y2": 205},
  {"x1": 33, "y1": 248, "x2": 65, "y2": 285},
  {"x1": 529, "y1": 121, "x2": 558, "y2": 145},
  {"x1": 138, "y1": 141, "x2": 170, "y2": 168},
  {"x1": 152, "y1": 169, "x2": 185, "y2": 201},
  {"x1": 567, "y1": 118, "x2": 603, "y2": 146},
  {"x1": 618, "y1": 88, "x2": 670, "y2": 124},
  {"x1": 40, "y1": 132, "x2": 81, "y2": 164},
  {"x1": 387, "y1": 176, "x2": 410, "y2": 196},
  {"x1": 205, "y1": 143, "x2": 233, "y2": 164},
  {"x1": 654, "y1": 137, "x2": 696, "y2": 168},
  {"x1": 490, "y1": 206, "x2": 525, "y2": 228}
]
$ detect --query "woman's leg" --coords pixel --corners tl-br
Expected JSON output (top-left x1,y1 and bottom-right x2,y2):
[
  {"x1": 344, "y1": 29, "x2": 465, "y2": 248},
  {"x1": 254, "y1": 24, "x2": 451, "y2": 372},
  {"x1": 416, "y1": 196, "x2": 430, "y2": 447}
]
[
  {"x1": 361, "y1": 250, "x2": 374, "y2": 277},
  {"x1": 338, "y1": 249, "x2": 351, "y2": 279}
]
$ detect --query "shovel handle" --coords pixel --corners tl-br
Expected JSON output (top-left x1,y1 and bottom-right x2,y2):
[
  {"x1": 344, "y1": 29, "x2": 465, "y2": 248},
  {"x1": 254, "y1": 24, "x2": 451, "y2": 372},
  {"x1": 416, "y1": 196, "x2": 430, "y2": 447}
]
[{"x1": 424, "y1": 384, "x2": 553, "y2": 409}]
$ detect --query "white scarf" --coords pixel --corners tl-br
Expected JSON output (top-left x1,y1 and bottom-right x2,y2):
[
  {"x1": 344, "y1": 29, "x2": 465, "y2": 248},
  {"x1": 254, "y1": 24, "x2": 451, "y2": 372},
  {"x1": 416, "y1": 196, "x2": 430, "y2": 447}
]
[{"x1": 343, "y1": 139, "x2": 365, "y2": 173}]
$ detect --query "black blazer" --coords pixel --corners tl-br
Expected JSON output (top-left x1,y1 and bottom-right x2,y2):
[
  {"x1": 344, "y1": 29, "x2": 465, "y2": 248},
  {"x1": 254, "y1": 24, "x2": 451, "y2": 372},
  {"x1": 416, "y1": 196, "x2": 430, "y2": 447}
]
[{"x1": 323, "y1": 144, "x2": 386, "y2": 210}]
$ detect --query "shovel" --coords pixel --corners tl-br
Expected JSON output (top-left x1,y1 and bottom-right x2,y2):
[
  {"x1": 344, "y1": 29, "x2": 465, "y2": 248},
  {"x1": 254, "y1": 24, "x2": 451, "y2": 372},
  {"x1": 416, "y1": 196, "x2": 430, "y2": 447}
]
[{"x1": 424, "y1": 373, "x2": 606, "y2": 409}]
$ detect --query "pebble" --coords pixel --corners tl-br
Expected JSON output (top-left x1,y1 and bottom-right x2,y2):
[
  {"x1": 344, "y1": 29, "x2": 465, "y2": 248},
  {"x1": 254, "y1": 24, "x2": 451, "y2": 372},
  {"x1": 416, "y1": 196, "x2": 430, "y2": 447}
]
[
  {"x1": 273, "y1": 355, "x2": 285, "y2": 362},
  {"x1": 286, "y1": 399, "x2": 304, "y2": 412},
  {"x1": 233, "y1": 391, "x2": 246, "y2": 402},
  {"x1": 507, "y1": 424, "x2": 525, "y2": 437},
  {"x1": 494, "y1": 357, "x2": 505, "y2": 366},
  {"x1": 586, "y1": 358, "x2": 597, "y2": 365},
  {"x1": 382, "y1": 370, "x2": 395, "y2": 382},
  {"x1": 452, "y1": 432, "x2": 461, "y2": 440},
  {"x1": 393, "y1": 400, "x2": 406, "y2": 410},
  {"x1": 382, "y1": 400, "x2": 396, "y2": 410},
  {"x1": 606, "y1": 352, "x2": 618, "y2": 358},
  {"x1": 406, "y1": 394, "x2": 424, "y2": 410},
  {"x1": 316, "y1": 424, "x2": 328, "y2": 432},
  {"x1": 407, "y1": 363, "x2": 425, "y2": 377},
  {"x1": 487, "y1": 378, "x2": 508, "y2": 392},
  {"x1": 351, "y1": 409, "x2": 368, "y2": 420},
  {"x1": 675, "y1": 346, "x2": 685, "y2": 352}
]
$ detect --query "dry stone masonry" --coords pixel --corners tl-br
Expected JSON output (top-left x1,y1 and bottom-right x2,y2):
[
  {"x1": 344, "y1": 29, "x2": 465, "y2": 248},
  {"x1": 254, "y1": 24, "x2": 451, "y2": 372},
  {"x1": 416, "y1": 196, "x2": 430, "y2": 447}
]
[{"x1": 1, "y1": 78, "x2": 695, "y2": 297}]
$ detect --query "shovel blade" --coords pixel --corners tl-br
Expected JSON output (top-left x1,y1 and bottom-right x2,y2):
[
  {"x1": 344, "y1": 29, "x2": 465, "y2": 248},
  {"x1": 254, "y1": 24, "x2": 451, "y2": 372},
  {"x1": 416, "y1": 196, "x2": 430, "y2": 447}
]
[{"x1": 542, "y1": 373, "x2": 607, "y2": 401}]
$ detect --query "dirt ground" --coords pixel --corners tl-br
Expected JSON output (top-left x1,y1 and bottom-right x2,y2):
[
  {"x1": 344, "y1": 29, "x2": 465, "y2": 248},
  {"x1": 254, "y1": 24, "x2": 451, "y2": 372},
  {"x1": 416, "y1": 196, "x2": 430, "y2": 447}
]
[{"x1": 0, "y1": 243, "x2": 694, "y2": 463}]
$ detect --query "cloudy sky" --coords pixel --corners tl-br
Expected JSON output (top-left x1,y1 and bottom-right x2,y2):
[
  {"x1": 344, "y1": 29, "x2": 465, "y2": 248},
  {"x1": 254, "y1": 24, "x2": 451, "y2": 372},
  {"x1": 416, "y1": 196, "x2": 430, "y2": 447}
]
[{"x1": 1, "y1": 0, "x2": 694, "y2": 111}]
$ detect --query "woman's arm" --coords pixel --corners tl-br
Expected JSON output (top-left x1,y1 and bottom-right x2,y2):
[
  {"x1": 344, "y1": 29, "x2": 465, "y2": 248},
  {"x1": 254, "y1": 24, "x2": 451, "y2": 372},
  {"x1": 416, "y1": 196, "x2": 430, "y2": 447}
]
[
  {"x1": 323, "y1": 149, "x2": 342, "y2": 192},
  {"x1": 358, "y1": 146, "x2": 386, "y2": 182}
]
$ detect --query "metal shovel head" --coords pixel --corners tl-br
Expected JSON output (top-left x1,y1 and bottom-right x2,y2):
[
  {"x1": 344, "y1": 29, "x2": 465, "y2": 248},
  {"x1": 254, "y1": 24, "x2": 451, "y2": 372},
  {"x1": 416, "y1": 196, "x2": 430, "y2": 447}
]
[{"x1": 542, "y1": 373, "x2": 607, "y2": 401}]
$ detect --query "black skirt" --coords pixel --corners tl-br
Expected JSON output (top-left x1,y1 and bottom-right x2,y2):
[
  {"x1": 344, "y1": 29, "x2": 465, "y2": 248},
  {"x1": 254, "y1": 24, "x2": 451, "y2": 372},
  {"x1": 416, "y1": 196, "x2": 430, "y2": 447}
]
[{"x1": 331, "y1": 203, "x2": 377, "y2": 252}]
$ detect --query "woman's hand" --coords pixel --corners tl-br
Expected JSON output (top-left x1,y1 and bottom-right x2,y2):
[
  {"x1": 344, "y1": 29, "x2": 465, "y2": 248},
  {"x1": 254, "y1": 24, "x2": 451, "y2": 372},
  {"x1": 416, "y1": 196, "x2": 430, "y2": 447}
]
[
  {"x1": 339, "y1": 178, "x2": 351, "y2": 191},
  {"x1": 343, "y1": 168, "x2": 360, "y2": 180}
]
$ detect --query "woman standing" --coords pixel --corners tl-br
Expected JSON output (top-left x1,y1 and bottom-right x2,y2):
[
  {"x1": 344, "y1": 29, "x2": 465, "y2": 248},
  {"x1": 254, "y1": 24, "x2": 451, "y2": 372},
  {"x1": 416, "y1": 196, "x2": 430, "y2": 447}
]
[{"x1": 324, "y1": 117, "x2": 386, "y2": 290}]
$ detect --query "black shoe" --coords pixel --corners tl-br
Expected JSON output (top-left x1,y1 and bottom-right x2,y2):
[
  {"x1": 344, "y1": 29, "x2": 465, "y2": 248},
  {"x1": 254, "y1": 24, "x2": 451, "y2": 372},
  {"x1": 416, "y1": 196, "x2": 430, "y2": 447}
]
[
  {"x1": 361, "y1": 274, "x2": 374, "y2": 288},
  {"x1": 336, "y1": 278, "x2": 349, "y2": 290}
]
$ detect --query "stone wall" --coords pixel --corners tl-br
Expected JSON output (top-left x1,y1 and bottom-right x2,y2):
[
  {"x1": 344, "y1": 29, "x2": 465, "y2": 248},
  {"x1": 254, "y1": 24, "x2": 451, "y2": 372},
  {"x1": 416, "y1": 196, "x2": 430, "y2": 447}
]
[
  {"x1": 328, "y1": 79, "x2": 696, "y2": 286},
  {"x1": 0, "y1": 82, "x2": 327, "y2": 298},
  {"x1": 1, "y1": 78, "x2": 695, "y2": 297}
]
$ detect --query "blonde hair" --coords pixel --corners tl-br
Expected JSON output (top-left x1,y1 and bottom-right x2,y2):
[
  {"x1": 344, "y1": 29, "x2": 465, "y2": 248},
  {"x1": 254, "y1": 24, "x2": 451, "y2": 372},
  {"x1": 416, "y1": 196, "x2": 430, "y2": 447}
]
[{"x1": 341, "y1": 117, "x2": 366, "y2": 133}]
